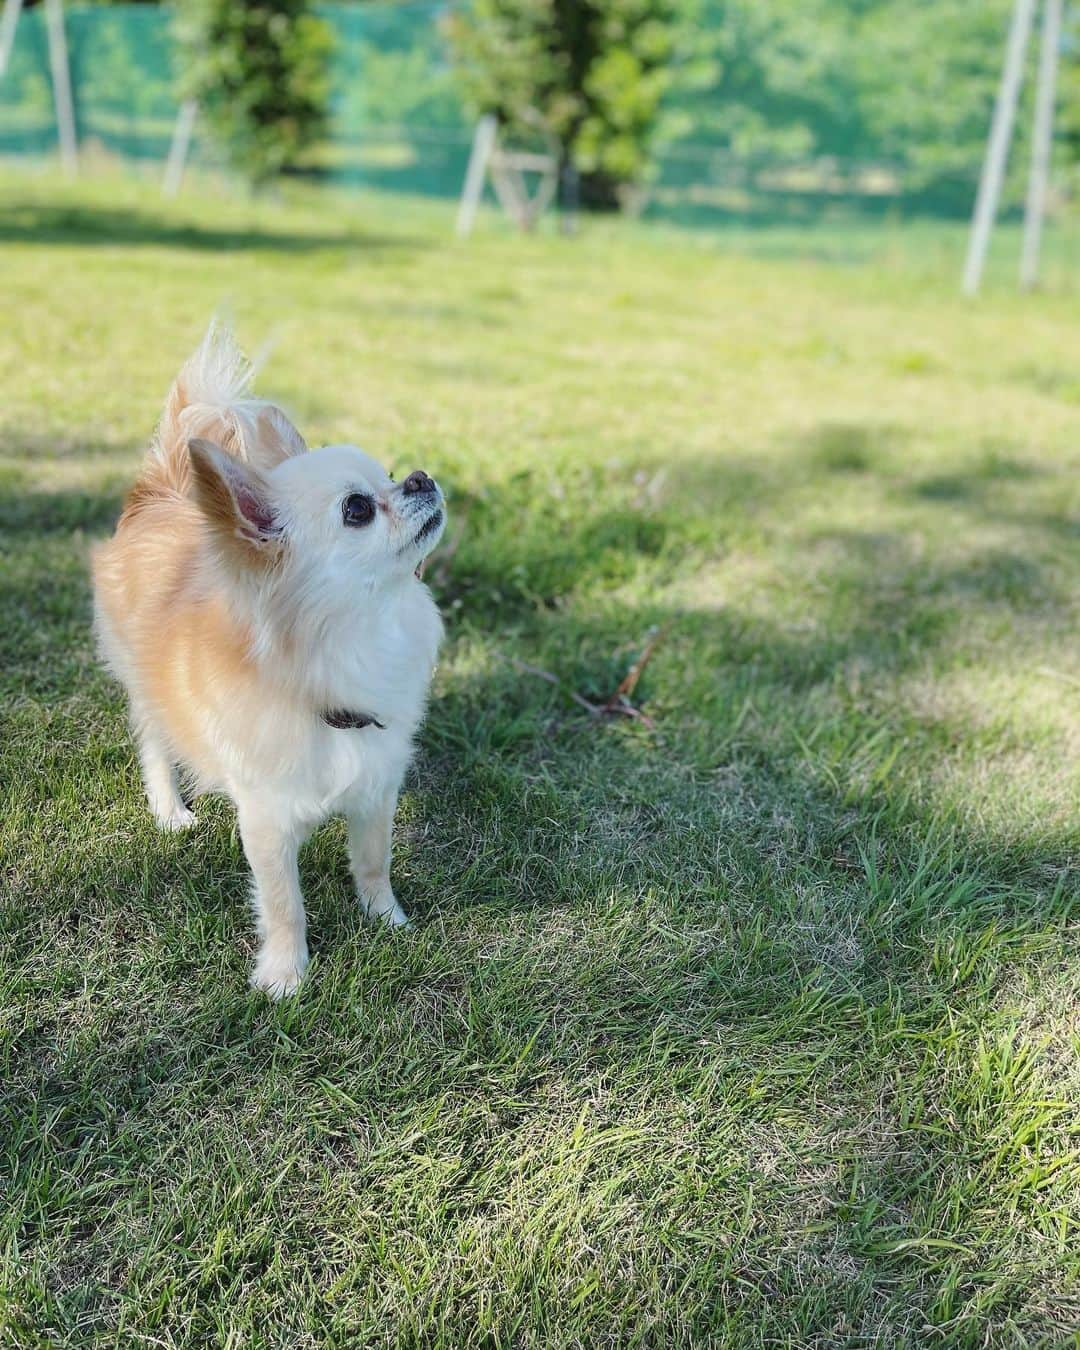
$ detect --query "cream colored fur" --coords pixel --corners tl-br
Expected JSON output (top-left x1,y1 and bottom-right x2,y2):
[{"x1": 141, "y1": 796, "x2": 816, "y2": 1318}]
[{"x1": 92, "y1": 324, "x2": 445, "y2": 996}]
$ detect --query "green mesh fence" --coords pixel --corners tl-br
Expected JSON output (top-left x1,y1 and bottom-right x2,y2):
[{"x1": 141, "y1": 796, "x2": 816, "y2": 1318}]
[
  {"x1": 0, "y1": 1, "x2": 1062, "y2": 223},
  {"x1": 0, "y1": 3, "x2": 473, "y2": 182},
  {"x1": 0, "y1": 5, "x2": 176, "y2": 161},
  {"x1": 324, "y1": 2, "x2": 472, "y2": 198}
]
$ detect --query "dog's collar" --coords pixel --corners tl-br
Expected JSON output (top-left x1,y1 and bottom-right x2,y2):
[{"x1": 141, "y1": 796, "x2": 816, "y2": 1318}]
[
  {"x1": 322, "y1": 567, "x2": 425, "y2": 730},
  {"x1": 322, "y1": 709, "x2": 385, "y2": 731}
]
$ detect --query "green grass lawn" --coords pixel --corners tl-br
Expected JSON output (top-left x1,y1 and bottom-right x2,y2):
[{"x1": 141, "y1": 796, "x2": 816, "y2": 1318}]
[{"x1": 1, "y1": 168, "x2": 1078, "y2": 1347}]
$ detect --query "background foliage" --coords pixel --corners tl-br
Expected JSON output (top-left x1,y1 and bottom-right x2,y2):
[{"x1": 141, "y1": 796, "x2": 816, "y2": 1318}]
[
  {"x1": 1, "y1": 1, "x2": 1077, "y2": 213},
  {"x1": 677, "y1": 0, "x2": 1019, "y2": 201},
  {"x1": 176, "y1": 0, "x2": 334, "y2": 184},
  {"x1": 445, "y1": 0, "x2": 692, "y2": 208},
  {"x1": 441, "y1": 0, "x2": 1080, "y2": 211}
]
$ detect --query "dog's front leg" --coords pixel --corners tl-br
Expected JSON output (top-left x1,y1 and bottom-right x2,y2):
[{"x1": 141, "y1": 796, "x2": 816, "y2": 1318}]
[
  {"x1": 347, "y1": 791, "x2": 409, "y2": 928},
  {"x1": 238, "y1": 802, "x2": 310, "y2": 998},
  {"x1": 132, "y1": 704, "x2": 195, "y2": 832}
]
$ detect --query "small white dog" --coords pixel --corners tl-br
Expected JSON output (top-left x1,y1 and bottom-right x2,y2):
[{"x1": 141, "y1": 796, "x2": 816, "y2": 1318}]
[{"x1": 92, "y1": 325, "x2": 445, "y2": 996}]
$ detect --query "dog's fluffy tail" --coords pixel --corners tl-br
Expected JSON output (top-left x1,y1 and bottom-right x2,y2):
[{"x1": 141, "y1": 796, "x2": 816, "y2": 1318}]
[{"x1": 140, "y1": 321, "x2": 306, "y2": 502}]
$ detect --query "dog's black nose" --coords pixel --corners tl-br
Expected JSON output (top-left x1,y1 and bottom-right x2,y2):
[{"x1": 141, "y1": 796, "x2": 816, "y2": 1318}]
[{"x1": 402, "y1": 469, "x2": 436, "y2": 496}]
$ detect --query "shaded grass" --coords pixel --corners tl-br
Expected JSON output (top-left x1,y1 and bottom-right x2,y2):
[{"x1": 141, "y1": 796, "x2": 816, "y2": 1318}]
[{"x1": 0, "y1": 168, "x2": 1078, "y2": 1347}]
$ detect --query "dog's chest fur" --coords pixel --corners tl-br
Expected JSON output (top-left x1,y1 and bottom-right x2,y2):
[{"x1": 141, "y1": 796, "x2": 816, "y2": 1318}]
[
  {"x1": 193, "y1": 583, "x2": 444, "y2": 827},
  {"x1": 277, "y1": 598, "x2": 442, "y2": 825}
]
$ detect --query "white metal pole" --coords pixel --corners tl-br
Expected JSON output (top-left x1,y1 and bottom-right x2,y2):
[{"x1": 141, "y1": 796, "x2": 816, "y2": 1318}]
[
  {"x1": 0, "y1": 0, "x2": 24, "y2": 82},
  {"x1": 962, "y1": 0, "x2": 1036, "y2": 296},
  {"x1": 44, "y1": 0, "x2": 77, "y2": 175},
  {"x1": 163, "y1": 98, "x2": 198, "y2": 198},
  {"x1": 456, "y1": 114, "x2": 497, "y2": 238},
  {"x1": 1020, "y1": 0, "x2": 1061, "y2": 289}
]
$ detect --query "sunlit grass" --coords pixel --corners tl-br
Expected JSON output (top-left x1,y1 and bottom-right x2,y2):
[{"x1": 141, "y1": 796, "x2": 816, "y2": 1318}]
[{"x1": 1, "y1": 167, "x2": 1077, "y2": 1346}]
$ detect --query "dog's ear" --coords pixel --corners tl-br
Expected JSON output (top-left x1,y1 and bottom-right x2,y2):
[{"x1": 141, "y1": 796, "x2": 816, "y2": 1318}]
[
  {"x1": 187, "y1": 437, "x2": 282, "y2": 560},
  {"x1": 254, "y1": 405, "x2": 307, "y2": 469}
]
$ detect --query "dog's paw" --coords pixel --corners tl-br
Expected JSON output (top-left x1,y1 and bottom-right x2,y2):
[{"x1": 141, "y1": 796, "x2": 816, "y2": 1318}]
[
  {"x1": 360, "y1": 888, "x2": 411, "y2": 928},
  {"x1": 378, "y1": 903, "x2": 411, "y2": 929},
  {"x1": 154, "y1": 802, "x2": 197, "y2": 832},
  {"x1": 251, "y1": 944, "x2": 309, "y2": 999}
]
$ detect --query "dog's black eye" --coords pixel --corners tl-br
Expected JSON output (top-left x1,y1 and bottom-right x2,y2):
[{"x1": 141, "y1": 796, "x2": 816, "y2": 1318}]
[{"x1": 342, "y1": 493, "x2": 375, "y2": 528}]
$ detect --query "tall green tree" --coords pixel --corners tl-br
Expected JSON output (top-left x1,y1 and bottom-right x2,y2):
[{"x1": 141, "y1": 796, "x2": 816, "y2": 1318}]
[
  {"x1": 177, "y1": 0, "x2": 333, "y2": 185},
  {"x1": 446, "y1": 0, "x2": 695, "y2": 209}
]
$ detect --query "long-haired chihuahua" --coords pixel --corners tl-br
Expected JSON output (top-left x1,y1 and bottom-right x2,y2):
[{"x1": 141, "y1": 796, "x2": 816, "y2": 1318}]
[{"x1": 92, "y1": 324, "x2": 445, "y2": 996}]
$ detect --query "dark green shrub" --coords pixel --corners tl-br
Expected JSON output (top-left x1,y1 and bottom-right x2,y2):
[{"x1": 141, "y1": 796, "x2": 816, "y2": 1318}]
[
  {"x1": 177, "y1": 0, "x2": 333, "y2": 184},
  {"x1": 446, "y1": 0, "x2": 691, "y2": 209}
]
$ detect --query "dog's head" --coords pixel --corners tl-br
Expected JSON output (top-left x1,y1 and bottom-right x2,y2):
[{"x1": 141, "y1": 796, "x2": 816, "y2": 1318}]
[{"x1": 187, "y1": 437, "x2": 446, "y2": 595}]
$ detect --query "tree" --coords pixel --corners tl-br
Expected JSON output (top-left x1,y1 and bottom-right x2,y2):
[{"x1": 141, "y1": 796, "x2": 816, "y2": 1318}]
[
  {"x1": 446, "y1": 0, "x2": 694, "y2": 209},
  {"x1": 177, "y1": 0, "x2": 333, "y2": 185}
]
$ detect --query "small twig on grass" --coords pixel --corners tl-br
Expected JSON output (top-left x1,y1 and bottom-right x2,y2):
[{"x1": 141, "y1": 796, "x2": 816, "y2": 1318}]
[
  {"x1": 510, "y1": 623, "x2": 670, "y2": 730},
  {"x1": 601, "y1": 622, "x2": 670, "y2": 715},
  {"x1": 510, "y1": 658, "x2": 601, "y2": 715}
]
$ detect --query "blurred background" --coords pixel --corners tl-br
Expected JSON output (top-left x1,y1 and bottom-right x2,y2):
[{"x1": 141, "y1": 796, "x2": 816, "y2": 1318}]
[{"x1": 1, "y1": 0, "x2": 1078, "y2": 243}]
